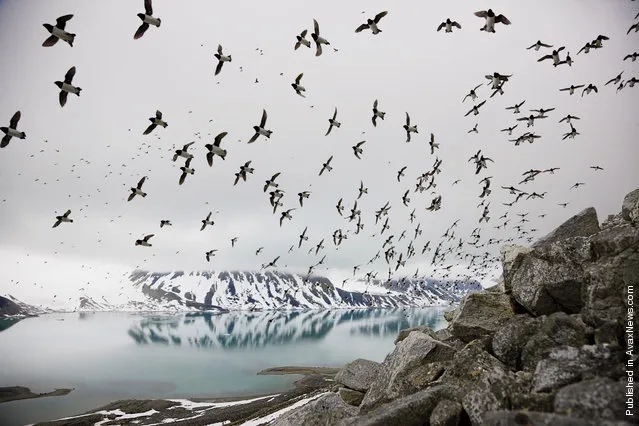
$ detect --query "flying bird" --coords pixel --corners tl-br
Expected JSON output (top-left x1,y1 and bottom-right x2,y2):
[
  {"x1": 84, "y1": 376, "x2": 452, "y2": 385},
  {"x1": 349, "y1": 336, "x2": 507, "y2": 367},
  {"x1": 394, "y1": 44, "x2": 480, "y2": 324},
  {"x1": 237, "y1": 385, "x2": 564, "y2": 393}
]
[
  {"x1": 298, "y1": 191, "x2": 311, "y2": 207},
  {"x1": 173, "y1": 141, "x2": 194, "y2": 161},
  {"x1": 559, "y1": 84, "x2": 585, "y2": 95},
  {"x1": 582, "y1": 84, "x2": 598, "y2": 96},
  {"x1": 355, "y1": 11, "x2": 388, "y2": 34},
  {"x1": 280, "y1": 209, "x2": 296, "y2": 226},
  {"x1": 527, "y1": 40, "x2": 552, "y2": 50},
  {"x1": 292, "y1": 73, "x2": 306, "y2": 97},
  {"x1": 352, "y1": 141, "x2": 366, "y2": 159},
  {"x1": 505, "y1": 100, "x2": 525, "y2": 114},
  {"x1": 403, "y1": 112, "x2": 418, "y2": 142},
  {"x1": 437, "y1": 18, "x2": 462, "y2": 33},
  {"x1": 538, "y1": 47, "x2": 565, "y2": 66},
  {"x1": 294, "y1": 29, "x2": 311, "y2": 50},
  {"x1": 605, "y1": 72, "x2": 623, "y2": 86},
  {"x1": 0, "y1": 111, "x2": 26, "y2": 148},
  {"x1": 178, "y1": 157, "x2": 194, "y2": 185},
  {"x1": 248, "y1": 109, "x2": 272, "y2": 143},
  {"x1": 52, "y1": 210, "x2": 73, "y2": 228},
  {"x1": 205, "y1": 250, "x2": 218, "y2": 262},
  {"x1": 201, "y1": 212, "x2": 214, "y2": 231},
  {"x1": 319, "y1": 155, "x2": 333, "y2": 176},
  {"x1": 464, "y1": 100, "x2": 486, "y2": 117},
  {"x1": 205, "y1": 132, "x2": 228, "y2": 166},
  {"x1": 135, "y1": 234, "x2": 154, "y2": 247},
  {"x1": 55, "y1": 66, "x2": 81, "y2": 107},
  {"x1": 325, "y1": 108, "x2": 341, "y2": 135},
  {"x1": 474, "y1": 9, "x2": 511, "y2": 32},
  {"x1": 127, "y1": 176, "x2": 147, "y2": 201},
  {"x1": 311, "y1": 19, "x2": 330, "y2": 56},
  {"x1": 628, "y1": 22, "x2": 639, "y2": 35},
  {"x1": 462, "y1": 84, "x2": 482, "y2": 103},
  {"x1": 263, "y1": 172, "x2": 281, "y2": 192},
  {"x1": 42, "y1": 14, "x2": 75, "y2": 47},
  {"x1": 134, "y1": 0, "x2": 161, "y2": 40},
  {"x1": 143, "y1": 110, "x2": 168, "y2": 135},
  {"x1": 372, "y1": 99, "x2": 385, "y2": 126},
  {"x1": 214, "y1": 44, "x2": 232, "y2": 76}
]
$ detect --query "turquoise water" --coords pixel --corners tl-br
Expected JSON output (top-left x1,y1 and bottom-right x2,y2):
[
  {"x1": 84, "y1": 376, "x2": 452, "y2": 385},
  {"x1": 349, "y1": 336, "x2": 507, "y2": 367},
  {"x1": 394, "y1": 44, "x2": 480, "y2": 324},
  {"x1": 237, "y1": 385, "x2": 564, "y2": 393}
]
[{"x1": 0, "y1": 307, "x2": 449, "y2": 425}]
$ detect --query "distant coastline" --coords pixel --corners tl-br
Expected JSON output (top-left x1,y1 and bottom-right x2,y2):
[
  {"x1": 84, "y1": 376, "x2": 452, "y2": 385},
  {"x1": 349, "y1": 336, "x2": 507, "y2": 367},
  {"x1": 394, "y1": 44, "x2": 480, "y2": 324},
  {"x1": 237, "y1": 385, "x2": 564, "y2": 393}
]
[{"x1": 0, "y1": 386, "x2": 74, "y2": 404}]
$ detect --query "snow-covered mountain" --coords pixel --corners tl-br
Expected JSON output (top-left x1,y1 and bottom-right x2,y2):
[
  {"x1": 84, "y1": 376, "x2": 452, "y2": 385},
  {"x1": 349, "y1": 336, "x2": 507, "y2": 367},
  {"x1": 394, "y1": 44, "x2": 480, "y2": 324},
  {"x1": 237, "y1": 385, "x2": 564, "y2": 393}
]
[{"x1": 2, "y1": 269, "x2": 481, "y2": 313}]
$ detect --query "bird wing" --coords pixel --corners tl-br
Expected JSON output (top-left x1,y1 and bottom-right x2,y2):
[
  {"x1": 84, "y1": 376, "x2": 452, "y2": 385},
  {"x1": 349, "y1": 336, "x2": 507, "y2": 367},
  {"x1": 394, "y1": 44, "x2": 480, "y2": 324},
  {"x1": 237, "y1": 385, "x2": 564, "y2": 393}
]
[
  {"x1": 374, "y1": 11, "x2": 388, "y2": 22},
  {"x1": 137, "y1": 176, "x2": 146, "y2": 189},
  {"x1": 495, "y1": 15, "x2": 511, "y2": 24},
  {"x1": 42, "y1": 35, "x2": 59, "y2": 47},
  {"x1": 405, "y1": 112, "x2": 410, "y2": 125},
  {"x1": 214, "y1": 131, "x2": 227, "y2": 146},
  {"x1": 355, "y1": 23, "x2": 369, "y2": 33},
  {"x1": 183, "y1": 141, "x2": 195, "y2": 150},
  {"x1": 247, "y1": 132, "x2": 259, "y2": 144},
  {"x1": 179, "y1": 171, "x2": 186, "y2": 185},
  {"x1": 0, "y1": 134, "x2": 10, "y2": 148},
  {"x1": 260, "y1": 109, "x2": 268, "y2": 127},
  {"x1": 143, "y1": 123, "x2": 156, "y2": 135},
  {"x1": 325, "y1": 123, "x2": 333, "y2": 136},
  {"x1": 144, "y1": 234, "x2": 154, "y2": 241},
  {"x1": 477, "y1": 100, "x2": 486, "y2": 108},
  {"x1": 64, "y1": 66, "x2": 76, "y2": 83},
  {"x1": 9, "y1": 111, "x2": 21, "y2": 128},
  {"x1": 59, "y1": 91, "x2": 68, "y2": 107},
  {"x1": 332, "y1": 107, "x2": 338, "y2": 120},
  {"x1": 134, "y1": 23, "x2": 149, "y2": 39},
  {"x1": 217, "y1": 44, "x2": 223, "y2": 55},
  {"x1": 313, "y1": 19, "x2": 320, "y2": 36},
  {"x1": 538, "y1": 54, "x2": 552, "y2": 62},
  {"x1": 144, "y1": 0, "x2": 153, "y2": 16},
  {"x1": 56, "y1": 14, "x2": 74, "y2": 30},
  {"x1": 215, "y1": 61, "x2": 223, "y2": 76},
  {"x1": 452, "y1": 21, "x2": 462, "y2": 29},
  {"x1": 474, "y1": 11, "x2": 488, "y2": 18}
]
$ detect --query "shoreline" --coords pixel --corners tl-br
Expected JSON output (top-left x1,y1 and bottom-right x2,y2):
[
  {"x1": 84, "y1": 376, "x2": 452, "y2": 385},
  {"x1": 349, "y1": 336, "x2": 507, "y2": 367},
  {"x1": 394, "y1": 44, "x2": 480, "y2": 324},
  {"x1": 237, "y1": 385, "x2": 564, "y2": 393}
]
[
  {"x1": 30, "y1": 366, "x2": 340, "y2": 425},
  {"x1": 0, "y1": 386, "x2": 74, "y2": 404}
]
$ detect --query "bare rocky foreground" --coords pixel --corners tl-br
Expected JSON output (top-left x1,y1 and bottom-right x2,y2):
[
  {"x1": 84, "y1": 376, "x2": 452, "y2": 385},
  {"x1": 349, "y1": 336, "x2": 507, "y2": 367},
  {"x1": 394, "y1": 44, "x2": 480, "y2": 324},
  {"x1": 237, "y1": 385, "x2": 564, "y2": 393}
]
[{"x1": 34, "y1": 188, "x2": 639, "y2": 425}]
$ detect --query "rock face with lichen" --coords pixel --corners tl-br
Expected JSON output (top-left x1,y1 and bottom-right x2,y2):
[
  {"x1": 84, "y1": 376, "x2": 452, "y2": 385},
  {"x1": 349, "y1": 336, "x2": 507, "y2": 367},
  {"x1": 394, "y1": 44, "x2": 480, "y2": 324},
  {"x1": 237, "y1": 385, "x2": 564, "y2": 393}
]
[{"x1": 275, "y1": 189, "x2": 639, "y2": 426}]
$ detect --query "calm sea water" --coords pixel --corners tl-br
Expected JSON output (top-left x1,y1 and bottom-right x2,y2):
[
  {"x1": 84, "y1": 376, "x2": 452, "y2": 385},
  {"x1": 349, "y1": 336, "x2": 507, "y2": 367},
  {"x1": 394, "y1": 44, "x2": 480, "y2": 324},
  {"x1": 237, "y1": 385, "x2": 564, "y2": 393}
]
[{"x1": 0, "y1": 307, "x2": 449, "y2": 425}]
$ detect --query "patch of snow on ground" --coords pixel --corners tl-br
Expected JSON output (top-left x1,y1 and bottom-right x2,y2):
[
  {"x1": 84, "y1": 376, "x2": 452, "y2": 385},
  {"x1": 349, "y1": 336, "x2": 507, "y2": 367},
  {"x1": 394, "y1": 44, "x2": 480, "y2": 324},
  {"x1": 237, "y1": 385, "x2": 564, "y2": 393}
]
[
  {"x1": 166, "y1": 394, "x2": 279, "y2": 410},
  {"x1": 238, "y1": 392, "x2": 330, "y2": 426}
]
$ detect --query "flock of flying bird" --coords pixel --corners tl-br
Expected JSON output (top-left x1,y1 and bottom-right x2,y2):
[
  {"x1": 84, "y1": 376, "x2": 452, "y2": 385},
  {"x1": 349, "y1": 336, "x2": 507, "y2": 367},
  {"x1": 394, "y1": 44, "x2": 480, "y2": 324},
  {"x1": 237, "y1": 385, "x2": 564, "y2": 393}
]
[{"x1": 2, "y1": 1, "x2": 639, "y2": 299}]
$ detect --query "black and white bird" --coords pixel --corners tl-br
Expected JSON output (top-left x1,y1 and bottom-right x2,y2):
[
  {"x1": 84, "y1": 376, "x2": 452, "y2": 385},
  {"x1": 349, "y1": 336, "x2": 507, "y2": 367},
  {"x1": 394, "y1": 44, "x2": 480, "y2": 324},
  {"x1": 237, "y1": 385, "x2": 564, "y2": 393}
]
[
  {"x1": 311, "y1": 19, "x2": 330, "y2": 56},
  {"x1": 135, "y1": 234, "x2": 154, "y2": 247},
  {"x1": 264, "y1": 172, "x2": 281, "y2": 192},
  {"x1": 325, "y1": 108, "x2": 341, "y2": 135},
  {"x1": 52, "y1": 210, "x2": 73, "y2": 228},
  {"x1": 538, "y1": 46, "x2": 565, "y2": 66},
  {"x1": 143, "y1": 110, "x2": 168, "y2": 135},
  {"x1": 352, "y1": 141, "x2": 366, "y2": 159},
  {"x1": 214, "y1": 44, "x2": 232, "y2": 76},
  {"x1": 582, "y1": 84, "x2": 598, "y2": 96},
  {"x1": 372, "y1": 100, "x2": 385, "y2": 126},
  {"x1": 200, "y1": 212, "x2": 214, "y2": 231},
  {"x1": 55, "y1": 66, "x2": 81, "y2": 107},
  {"x1": 462, "y1": 84, "x2": 482, "y2": 103},
  {"x1": 127, "y1": 176, "x2": 147, "y2": 201},
  {"x1": 173, "y1": 142, "x2": 194, "y2": 161},
  {"x1": 1, "y1": 111, "x2": 26, "y2": 148},
  {"x1": 559, "y1": 85, "x2": 585, "y2": 95},
  {"x1": 248, "y1": 109, "x2": 272, "y2": 143},
  {"x1": 292, "y1": 73, "x2": 306, "y2": 97},
  {"x1": 134, "y1": 0, "x2": 161, "y2": 40},
  {"x1": 526, "y1": 40, "x2": 552, "y2": 51},
  {"x1": 437, "y1": 18, "x2": 462, "y2": 33},
  {"x1": 280, "y1": 209, "x2": 296, "y2": 226},
  {"x1": 319, "y1": 155, "x2": 334, "y2": 176},
  {"x1": 294, "y1": 29, "x2": 311, "y2": 50},
  {"x1": 205, "y1": 250, "x2": 218, "y2": 262},
  {"x1": 403, "y1": 112, "x2": 418, "y2": 142},
  {"x1": 474, "y1": 9, "x2": 511, "y2": 32},
  {"x1": 355, "y1": 11, "x2": 388, "y2": 34},
  {"x1": 505, "y1": 100, "x2": 525, "y2": 114},
  {"x1": 43, "y1": 14, "x2": 75, "y2": 47},
  {"x1": 179, "y1": 157, "x2": 194, "y2": 185},
  {"x1": 205, "y1": 132, "x2": 228, "y2": 166},
  {"x1": 464, "y1": 100, "x2": 486, "y2": 117}
]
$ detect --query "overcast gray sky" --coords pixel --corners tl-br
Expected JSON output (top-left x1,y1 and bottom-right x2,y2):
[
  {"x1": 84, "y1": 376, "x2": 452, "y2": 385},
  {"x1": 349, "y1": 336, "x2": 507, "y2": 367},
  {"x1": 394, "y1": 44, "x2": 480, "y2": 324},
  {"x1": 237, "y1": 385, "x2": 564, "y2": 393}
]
[{"x1": 0, "y1": 0, "x2": 638, "y2": 290}]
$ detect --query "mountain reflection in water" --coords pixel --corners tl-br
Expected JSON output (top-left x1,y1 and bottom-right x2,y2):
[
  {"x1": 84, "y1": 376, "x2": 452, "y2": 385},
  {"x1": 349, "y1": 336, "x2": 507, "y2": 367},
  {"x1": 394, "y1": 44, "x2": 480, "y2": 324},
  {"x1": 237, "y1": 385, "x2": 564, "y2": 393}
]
[{"x1": 127, "y1": 307, "x2": 449, "y2": 349}]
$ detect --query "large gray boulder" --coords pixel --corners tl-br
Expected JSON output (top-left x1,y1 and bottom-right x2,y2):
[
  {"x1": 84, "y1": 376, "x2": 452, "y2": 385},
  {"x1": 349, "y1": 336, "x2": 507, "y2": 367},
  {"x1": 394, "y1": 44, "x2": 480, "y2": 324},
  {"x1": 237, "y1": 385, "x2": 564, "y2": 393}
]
[
  {"x1": 554, "y1": 378, "x2": 628, "y2": 421},
  {"x1": 483, "y1": 410, "x2": 635, "y2": 426},
  {"x1": 520, "y1": 312, "x2": 588, "y2": 372},
  {"x1": 358, "y1": 332, "x2": 456, "y2": 412},
  {"x1": 394, "y1": 324, "x2": 438, "y2": 345},
  {"x1": 621, "y1": 187, "x2": 639, "y2": 222},
  {"x1": 511, "y1": 237, "x2": 592, "y2": 316},
  {"x1": 272, "y1": 392, "x2": 357, "y2": 426},
  {"x1": 334, "y1": 359, "x2": 381, "y2": 393},
  {"x1": 338, "y1": 385, "x2": 462, "y2": 426},
  {"x1": 438, "y1": 340, "x2": 518, "y2": 425},
  {"x1": 533, "y1": 207, "x2": 600, "y2": 248},
  {"x1": 531, "y1": 345, "x2": 625, "y2": 393},
  {"x1": 492, "y1": 314, "x2": 541, "y2": 370},
  {"x1": 448, "y1": 291, "x2": 516, "y2": 342},
  {"x1": 500, "y1": 244, "x2": 532, "y2": 292},
  {"x1": 338, "y1": 387, "x2": 365, "y2": 406}
]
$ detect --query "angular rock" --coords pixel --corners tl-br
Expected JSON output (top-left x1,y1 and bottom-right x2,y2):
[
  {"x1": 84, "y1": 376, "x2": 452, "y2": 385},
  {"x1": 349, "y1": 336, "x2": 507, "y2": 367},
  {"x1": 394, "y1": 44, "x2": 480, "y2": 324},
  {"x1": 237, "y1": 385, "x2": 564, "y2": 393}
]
[
  {"x1": 359, "y1": 332, "x2": 456, "y2": 412},
  {"x1": 554, "y1": 378, "x2": 627, "y2": 421},
  {"x1": 448, "y1": 291, "x2": 516, "y2": 342},
  {"x1": 338, "y1": 385, "x2": 462, "y2": 426},
  {"x1": 533, "y1": 207, "x2": 600, "y2": 248},
  {"x1": 483, "y1": 410, "x2": 635, "y2": 426},
  {"x1": 429, "y1": 399, "x2": 463, "y2": 426},
  {"x1": 511, "y1": 237, "x2": 592, "y2": 316},
  {"x1": 272, "y1": 392, "x2": 357, "y2": 426},
  {"x1": 443, "y1": 307, "x2": 457, "y2": 322},
  {"x1": 531, "y1": 345, "x2": 625, "y2": 392},
  {"x1": 492, "y1": 314, "x2": 541, "y2": 370},
  {"x1": 621, "y1": 187, "x2": 639, "y2": 222},
  {"x1": 520, "y1": 312, "x2": 588, "y2": 372},
  {"x1": 438, "y1": 340, "x2": 518, "y2": 425},
  {"x1": 334, "y1": 359, "x2": 381, "y2": 393},
  {"x1": 500, "y1": 244, "x2": 532, "y2": 292},
  {"x1": 394, "y1": 324, "x2": 438, "y2": 345},
  {"x1": 338, "y1": 387, "x2": 365, "y2": 406}
]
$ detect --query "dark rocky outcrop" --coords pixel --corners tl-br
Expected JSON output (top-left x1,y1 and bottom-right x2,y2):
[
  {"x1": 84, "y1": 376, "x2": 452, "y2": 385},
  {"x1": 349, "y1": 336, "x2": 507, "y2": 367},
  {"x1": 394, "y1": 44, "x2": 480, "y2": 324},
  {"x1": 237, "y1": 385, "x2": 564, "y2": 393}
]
[{"x1": 278, "y1": 189, "x2": 638, "y2": 425}]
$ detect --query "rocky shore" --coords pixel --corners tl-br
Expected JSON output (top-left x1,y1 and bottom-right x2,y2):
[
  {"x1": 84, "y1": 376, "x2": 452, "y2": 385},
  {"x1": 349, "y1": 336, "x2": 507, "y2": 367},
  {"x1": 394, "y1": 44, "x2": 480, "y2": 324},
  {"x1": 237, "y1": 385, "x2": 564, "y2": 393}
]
[
  {"x1": 31, "y1": 188, "x2": 639, "y2": 425},
  {"x1": 269, "y1": 188, "x2": 639, "y2": 425},
  {"x1": 0, "y1": 386, "x2": 74, "y2": 404}
]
